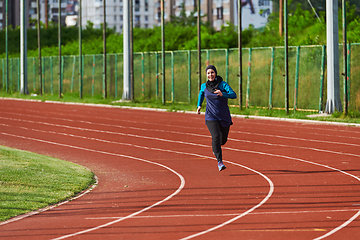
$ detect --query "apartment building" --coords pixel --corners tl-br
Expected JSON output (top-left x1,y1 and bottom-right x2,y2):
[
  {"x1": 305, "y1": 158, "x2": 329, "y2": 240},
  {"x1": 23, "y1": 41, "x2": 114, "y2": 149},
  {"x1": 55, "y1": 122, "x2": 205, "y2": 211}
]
[
  {"x1": 156, "y1": 0, "x2": 234, "y2": 30},
  {"x1": 0, "y1": 0, "x2": 31, "y2": 30},
  {"x1": 81, "y1": 0, "x2": 155, "y2": 33},
  {"x1": 0, "y1": 0, "x2": 68, "y2": 30},
  {"x1": 161, "y1": 0, "x2": 272, "y2": 30},
  {"x1": 39, "y1": 0, "x2": 68, "y2": 26}
]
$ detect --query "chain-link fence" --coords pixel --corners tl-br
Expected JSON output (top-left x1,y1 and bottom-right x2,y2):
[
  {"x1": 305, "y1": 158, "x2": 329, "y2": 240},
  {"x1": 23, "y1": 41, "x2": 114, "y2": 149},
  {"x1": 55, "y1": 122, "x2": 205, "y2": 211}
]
[{"x1": 1, "y1": 44, "x2": 359, "y2": 112}]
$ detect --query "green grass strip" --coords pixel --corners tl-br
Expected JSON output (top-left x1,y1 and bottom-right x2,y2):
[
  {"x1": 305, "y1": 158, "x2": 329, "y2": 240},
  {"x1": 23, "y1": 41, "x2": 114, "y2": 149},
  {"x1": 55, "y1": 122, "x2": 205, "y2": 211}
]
[{"x1": 0, "y1": 145, "x2": 95, "y2": 222}]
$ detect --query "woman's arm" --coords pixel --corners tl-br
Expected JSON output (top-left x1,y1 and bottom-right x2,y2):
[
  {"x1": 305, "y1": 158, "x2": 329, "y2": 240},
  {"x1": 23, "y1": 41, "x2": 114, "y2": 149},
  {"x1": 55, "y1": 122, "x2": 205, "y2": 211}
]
[
  {"x1": 219, "y1": 82, "x2": 237, "y2": 99},
  {"x1": 197, "y1": 83, "x2": 206, "y2": 107}
]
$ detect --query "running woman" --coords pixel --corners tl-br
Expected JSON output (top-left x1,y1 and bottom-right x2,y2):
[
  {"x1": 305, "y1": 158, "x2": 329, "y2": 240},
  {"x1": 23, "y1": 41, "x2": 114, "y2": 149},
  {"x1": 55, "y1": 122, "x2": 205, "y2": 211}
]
[{"x1": 197, "y1": 65, "x2": 237, "y2": 171}]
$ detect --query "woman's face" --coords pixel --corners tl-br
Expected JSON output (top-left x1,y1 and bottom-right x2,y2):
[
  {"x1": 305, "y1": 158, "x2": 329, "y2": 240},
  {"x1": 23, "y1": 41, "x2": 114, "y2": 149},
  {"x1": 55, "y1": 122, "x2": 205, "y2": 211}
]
[{"x1": 207, "y1": 69, "x2": 216, "y2": 81}]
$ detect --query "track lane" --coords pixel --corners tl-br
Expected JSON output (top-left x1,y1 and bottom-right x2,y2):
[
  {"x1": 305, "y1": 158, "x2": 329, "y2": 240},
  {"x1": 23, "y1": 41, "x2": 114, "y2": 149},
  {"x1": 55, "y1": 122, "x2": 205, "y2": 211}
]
[{"x1": 1, "y1": 99, "x2": 360, "y2": 239}]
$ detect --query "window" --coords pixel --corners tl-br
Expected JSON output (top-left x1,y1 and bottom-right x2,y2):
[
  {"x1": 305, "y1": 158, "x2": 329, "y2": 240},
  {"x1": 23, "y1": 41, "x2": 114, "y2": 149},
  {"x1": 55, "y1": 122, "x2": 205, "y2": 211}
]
[{"x1": 216, "y1": 7, "x2": 223, "y2": 20}]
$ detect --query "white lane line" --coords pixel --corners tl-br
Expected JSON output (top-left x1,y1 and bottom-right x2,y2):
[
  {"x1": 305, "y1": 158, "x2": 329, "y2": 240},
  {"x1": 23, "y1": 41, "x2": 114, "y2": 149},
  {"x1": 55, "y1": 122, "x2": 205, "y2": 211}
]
[
  {"x1": 232, "y1": 130, "x2": 360, "y2": 147},
  {"x1": 0, "y1": 132, "x2": 186, "y2": 240},
  {"x1": 85, "y1": 208, "x2": 360, "y2": 220},
  {"x1": 313, "y1": 211, "x2": 360, "y2": 240},
  {"x1": 1, "y1": 115, "x2": 360, "y2": 155},
  {"x1": 179, "y1": 161, "x2": 274, "y2": 240},
  {"x1": 2, "y1": 119, "x2": 360, "y2": 239},
  {"x1": 0, "y1": 129, "x2": 275, "y2": 239}
]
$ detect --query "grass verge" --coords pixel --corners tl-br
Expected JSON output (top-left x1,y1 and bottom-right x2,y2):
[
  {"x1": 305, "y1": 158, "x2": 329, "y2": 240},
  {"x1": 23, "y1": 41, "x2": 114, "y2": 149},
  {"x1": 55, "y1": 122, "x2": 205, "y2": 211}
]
[{"x1": 0, "y1": 145, "x2": 95, "y2": 222}]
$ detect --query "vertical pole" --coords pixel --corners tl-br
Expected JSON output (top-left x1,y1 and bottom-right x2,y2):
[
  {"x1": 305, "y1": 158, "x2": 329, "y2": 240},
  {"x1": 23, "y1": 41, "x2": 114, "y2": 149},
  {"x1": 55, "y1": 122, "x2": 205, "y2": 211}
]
[
  {"x1": 342, "y1": 0, "x2": 347, "y2": 115},
  {"x1": 33, "y1": 58, "x2": 36, "y2": 91},
  {"x1": 2, "y1": 60, "x2": 5, "y2": 89},
  {"x1": 103, "y1": 0, "x2": 107, "y2": 99},
  {"x1": 325, "y1": 0, "x2": 341, "y2": 113},
  {"x1": 269, "y1": 47, "x2": 275, "y2": 109},
  {"x1": 5, "y1": 0, "x2": 9, "y2": 93},
  {"x1": 44, "y1": 0, "x2": 48, "y2": 28},
  {"x1": 20, "y1": 0, "x2": 28, "y2": 94},
  {"x1": 9, "y1": 59, "x2": 12, "y2": 89},
  {"x1": 284, "y1": 0, "x2": 289, "y2": 114},
  {"x1": 123, "y1": 0, "x2": 130, "y2": 100},
  {"x1": 92, "y1": 55, "x2": 95, "y2": 97},
  {"x1": 171, "y1": 51, "x2": 174, "y2": 102},
  {"x1": 347, "y1": 43, "x2": 351, "y2": 104},
  {"x1": 71, "y1": 56, "x2": 75, "y2": 92},
  {"x1": 319, "y1": 45, "x2": 326, "y2": 112},
  {"x1": 41, "y1": 57, "x2": 45, "y2": 93},
  {"x1": 37, "y1": 0, "x2": 42, "y2": 95},
  {"x1": 141, "y1": 53, "x2": 145, "y2": 97},
  {"x1": 206, "y1": 50, "x2": 209, "y2": 66},
  {"x1": 161, "y1": 0, "x2": 165, "y2": 105},
  {"x1": 115, "y1": 54, "x2": 118, "y2": 99},
  {"x1": 294, "y1": 46, "x2": 300, "y2": 112},
  {"x1": 130, "y1": 0, "x2": 134, "y2": 100},
  {"x1": 18, "y1": 59, "x2": 20, "y2": 92},
  {"x1": 50, "y1": 56, "x2": 53, "y2": 95},
  {"x1": 197, "y1": 0, "x2": 201, "y2": 92},
  {"x1": 225, "y1": 49, "x2": 229, "y2": 83},
  {"x1": 58, "y1": 0, "x2": 62, "y2": 98},
  {"x1": 79, "y1": 0, "x2": 83, "y2": 98},
  {"x1": 279, "y1": 0, "x2": 283, "y2": 37},
  {"x1": 188, "y1": 50, "x2": 191, "y2": 103},
  {"x1": 245, "y1": 48, "x2": 252, "y2": 108},
  {"x1": 156, "y1": 52, "x2": 159, "y2": 98},
  {"x1": 61, "y1": 56, "x2": 64, "y2": 92},
  {"x1": 238, "y1": 0, "x2": 243, "y2": 110}
]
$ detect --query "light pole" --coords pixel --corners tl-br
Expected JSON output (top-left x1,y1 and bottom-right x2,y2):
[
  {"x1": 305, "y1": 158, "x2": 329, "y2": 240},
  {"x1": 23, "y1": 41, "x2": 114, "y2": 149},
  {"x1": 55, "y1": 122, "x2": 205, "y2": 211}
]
[{"x1": 325, "y1": 0, "x2": 342, "y2": 113}]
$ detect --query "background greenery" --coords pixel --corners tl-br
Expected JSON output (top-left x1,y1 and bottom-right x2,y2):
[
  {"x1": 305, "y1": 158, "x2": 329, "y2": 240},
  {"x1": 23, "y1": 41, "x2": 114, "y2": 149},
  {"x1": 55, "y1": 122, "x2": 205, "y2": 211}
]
[{"x1": 0, "y1": 1, "x2": 360, "y2": 58}]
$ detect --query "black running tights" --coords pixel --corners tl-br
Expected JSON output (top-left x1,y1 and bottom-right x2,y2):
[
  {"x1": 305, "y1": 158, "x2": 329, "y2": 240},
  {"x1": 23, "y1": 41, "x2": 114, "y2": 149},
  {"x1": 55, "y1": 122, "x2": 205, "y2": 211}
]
[{"x1": 206, "y1": 120, "x2": 230, "y2": 162}]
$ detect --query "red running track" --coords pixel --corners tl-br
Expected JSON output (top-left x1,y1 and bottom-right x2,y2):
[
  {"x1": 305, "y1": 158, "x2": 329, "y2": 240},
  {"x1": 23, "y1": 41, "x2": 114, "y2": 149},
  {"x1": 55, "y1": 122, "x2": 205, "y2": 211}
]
[{"x1": 0, "y1": 99, "x2": 359, "y2": 240}]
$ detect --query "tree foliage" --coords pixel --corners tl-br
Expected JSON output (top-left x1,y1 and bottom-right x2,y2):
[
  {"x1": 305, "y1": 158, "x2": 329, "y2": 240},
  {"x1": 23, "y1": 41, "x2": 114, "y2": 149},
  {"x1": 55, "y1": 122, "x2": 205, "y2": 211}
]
[{"x1": 1, "y1": 1, "x2": 360, "y2": 58}]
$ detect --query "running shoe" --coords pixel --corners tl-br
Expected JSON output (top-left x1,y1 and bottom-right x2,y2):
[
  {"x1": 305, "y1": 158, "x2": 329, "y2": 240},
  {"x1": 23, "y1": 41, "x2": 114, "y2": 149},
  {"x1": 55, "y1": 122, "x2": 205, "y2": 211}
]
[{"x1": 218, "y1": 161, "x2": 226, "y2": 171}]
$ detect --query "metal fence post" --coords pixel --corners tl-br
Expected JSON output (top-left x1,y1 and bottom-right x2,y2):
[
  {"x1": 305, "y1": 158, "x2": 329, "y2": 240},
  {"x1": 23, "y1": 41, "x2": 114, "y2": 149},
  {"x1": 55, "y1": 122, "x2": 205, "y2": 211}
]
[
  {"x1": 115, "y1": 54, "x2": 118, "y2": 99},
  {"x1": 92, "y1": 55, "x2": 95, "y2": 97},
  {"x1": 71, "y1": 56, "x2": 75, "y2": 92},
  {"x1": 50, "y1": 56, "x2": 53, "y2": 95},
  {"x1": 32, "y1": 58, "x2": 36, "y2": 92},
  {"x1": 188, "y1": 50, "x2": 191, "y2": 104},
  {"x1": 42, "y1": 57, "x2": 45, "y2": 93},
  {"x1": 347, "y1": 43, "x2": 351, "y2": 105},
  {"x1": 294, "y1": 46, "x2": 300, "y2": 112},
  {"x1": 319, "y1": 45, "x2": 326, "y2": 112},
  {"x1": 156, "y1": 52, "x2": 159, "y2": 98},
  {"x1": 269, "y1": 47, "x2": 275, "y2": 109},
  {"x1": 245, "y1": 48, "x2": 252, "y2": 108},
  {"x1": 171, "y1": 51, "x2": 174, "y2": 102},
  {"x1": 141, "y1": 52, "x2": 145, "y2": 97},
  {"x1": 225, "y1": 49, "x2": 229, "y2": 83}
]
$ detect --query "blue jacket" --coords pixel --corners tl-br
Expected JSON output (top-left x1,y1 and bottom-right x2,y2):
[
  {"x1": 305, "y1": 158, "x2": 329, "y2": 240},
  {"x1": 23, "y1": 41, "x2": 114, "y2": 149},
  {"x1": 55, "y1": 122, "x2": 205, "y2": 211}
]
[{"x1": 197, "y1": 80, "x2": 237, "y2": 127}]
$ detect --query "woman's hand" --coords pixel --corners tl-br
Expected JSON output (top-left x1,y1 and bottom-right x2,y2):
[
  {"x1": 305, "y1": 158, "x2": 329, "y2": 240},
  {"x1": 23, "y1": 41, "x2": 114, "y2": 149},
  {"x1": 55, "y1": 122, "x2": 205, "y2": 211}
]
[
  {"x1": 214, "y1": 89, "x2": 223, "y2": 97},
  {"x1": 197, "y1": 106, "x2": 201, "y2": 114}
]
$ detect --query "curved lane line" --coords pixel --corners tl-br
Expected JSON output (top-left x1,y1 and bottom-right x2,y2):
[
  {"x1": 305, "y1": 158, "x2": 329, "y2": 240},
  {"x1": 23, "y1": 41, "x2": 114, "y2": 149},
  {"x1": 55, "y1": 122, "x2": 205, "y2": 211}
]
[
  {"x1": 180, "y1": 160, "x2": 274, "y2": 240},
  {"x1": 0, "y1": 132, "x2": 186, "y2": 240},
  {"x1": 2, "y1": 117, "x2": 360, "y2": 239},
  {"x1": 0, "y1": 130, "x2": 275, "y2": 240}
]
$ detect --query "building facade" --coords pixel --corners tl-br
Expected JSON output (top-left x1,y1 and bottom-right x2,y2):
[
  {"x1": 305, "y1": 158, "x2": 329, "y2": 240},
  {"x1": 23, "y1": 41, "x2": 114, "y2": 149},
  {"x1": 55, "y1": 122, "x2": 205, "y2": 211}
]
[
  {"x1": 81, "y1": 0, "x2": 156, "y2": 33},
  {"x1": 0, "y1": 0, "x2": 271, "y2": 32}
]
